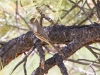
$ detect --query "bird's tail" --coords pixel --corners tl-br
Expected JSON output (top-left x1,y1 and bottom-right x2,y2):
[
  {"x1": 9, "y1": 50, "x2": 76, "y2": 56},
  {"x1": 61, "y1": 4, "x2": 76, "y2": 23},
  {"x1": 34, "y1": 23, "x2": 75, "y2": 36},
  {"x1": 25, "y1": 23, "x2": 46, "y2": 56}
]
[{"x1": 48, "y1": 41, "x2": 63, "y2": 56}]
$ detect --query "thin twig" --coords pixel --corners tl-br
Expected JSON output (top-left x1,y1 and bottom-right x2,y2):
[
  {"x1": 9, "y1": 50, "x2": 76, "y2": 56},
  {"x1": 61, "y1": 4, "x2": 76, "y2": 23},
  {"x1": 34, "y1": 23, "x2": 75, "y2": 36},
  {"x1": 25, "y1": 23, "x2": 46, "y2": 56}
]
[
  {"x1": 36, "y1": 7, "x2": 55, "y2": 25},
  {"x1": 88, "y1": 46, "x2": 100, "y2": 51},
  {"x1": 69, "y1": 0, "x2": 93, "y2": 24},
  {"x1": 10, "y1": 46, "x2": 35, "y2": 75},
  {"x1": 23, "y1": 57, "x2": 27, "y2": 75},
  {"x1": 40, "y1": 16, "x2": 43, "y2": 26},
  {"x1": 68, "y1": 59, "x2": 100, "y2": 67},
  {"x1": 61, "y1": 0, "x2": 82, "y2": 20},
  {"x1": 15, "y1": 0, "x2": 19, "y2": 31},
  {"x1": 86, "y1": 46, "x2": 100, "y2": 63},
  {"x1": 19, "y1": 0, "x2": 27, "y2": 13}
]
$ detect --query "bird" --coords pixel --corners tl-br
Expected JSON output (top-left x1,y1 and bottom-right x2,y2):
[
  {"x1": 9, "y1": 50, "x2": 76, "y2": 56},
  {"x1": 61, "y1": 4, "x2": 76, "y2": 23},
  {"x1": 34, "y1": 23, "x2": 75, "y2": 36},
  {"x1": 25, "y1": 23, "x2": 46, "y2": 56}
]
[{"x1": 29, "y1": 18, "x2": 63, "y2": 56}]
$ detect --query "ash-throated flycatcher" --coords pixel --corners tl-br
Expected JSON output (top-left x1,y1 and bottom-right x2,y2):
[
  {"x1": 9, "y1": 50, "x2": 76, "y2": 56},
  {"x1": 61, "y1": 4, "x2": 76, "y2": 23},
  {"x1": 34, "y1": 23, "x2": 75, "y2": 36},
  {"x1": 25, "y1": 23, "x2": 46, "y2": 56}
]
[{"x1": 29, "y1": 18, "x2": 63, "y2": 56}]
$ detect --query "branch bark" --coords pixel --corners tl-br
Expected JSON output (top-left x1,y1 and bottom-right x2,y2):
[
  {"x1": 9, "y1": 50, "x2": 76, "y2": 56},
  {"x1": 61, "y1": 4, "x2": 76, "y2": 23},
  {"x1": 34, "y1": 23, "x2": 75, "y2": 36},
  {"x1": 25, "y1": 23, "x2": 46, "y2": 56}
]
[{"x1": 0, "y1": 23, "x2": 100, "y2": 74}]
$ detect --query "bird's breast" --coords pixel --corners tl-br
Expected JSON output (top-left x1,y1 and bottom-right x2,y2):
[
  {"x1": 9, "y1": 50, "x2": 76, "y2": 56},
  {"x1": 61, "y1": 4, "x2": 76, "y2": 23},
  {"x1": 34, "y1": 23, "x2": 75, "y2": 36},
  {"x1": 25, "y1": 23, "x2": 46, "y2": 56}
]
[{"x1": 33, "y1": 25, "x2": 38, "y2": 32}]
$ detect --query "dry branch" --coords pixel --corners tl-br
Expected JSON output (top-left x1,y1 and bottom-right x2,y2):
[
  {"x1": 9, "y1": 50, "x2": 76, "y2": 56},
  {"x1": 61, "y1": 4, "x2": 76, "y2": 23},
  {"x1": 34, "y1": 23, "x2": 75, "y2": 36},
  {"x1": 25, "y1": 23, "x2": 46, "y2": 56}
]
[{"x1": 0, "y1": 23, "x2": 100, "y2": 75}]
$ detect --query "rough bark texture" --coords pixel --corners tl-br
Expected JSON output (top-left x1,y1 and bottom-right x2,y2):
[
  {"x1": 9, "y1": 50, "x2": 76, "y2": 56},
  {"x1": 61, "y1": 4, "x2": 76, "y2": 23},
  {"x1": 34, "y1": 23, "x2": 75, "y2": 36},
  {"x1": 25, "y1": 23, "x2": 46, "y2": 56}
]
[{"x1": 0, "y1": 23, "x2": 100, "y2": 74}]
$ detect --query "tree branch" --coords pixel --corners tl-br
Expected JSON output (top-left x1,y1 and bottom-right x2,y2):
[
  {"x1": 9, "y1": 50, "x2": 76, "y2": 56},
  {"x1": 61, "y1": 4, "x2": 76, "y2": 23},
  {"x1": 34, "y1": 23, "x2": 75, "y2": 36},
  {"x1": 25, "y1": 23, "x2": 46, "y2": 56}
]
[{"x1": 0, "y1": 23, "x2": 100, "y2": 74}]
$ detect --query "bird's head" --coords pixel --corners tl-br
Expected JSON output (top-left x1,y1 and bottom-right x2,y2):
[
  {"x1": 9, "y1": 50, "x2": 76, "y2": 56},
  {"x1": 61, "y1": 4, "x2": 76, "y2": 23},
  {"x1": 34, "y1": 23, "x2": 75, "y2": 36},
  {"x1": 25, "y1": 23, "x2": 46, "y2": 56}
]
[
  {"x1": 30, "y1": 18, "x2": 38, "y2": 25},
  {"x1": 29, "y1": 18, "x2": 39, "y2": 32}
]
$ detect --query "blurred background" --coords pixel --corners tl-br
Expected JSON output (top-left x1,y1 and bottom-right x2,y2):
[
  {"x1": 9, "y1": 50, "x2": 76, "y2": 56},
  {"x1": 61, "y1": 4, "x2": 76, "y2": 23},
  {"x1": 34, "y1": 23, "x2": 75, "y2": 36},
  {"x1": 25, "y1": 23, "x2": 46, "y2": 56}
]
[{"x1": 0, "y1": 0, "x2": 100, "y2": 75}]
